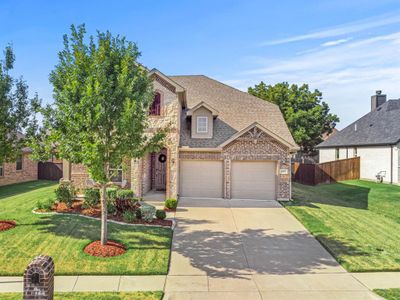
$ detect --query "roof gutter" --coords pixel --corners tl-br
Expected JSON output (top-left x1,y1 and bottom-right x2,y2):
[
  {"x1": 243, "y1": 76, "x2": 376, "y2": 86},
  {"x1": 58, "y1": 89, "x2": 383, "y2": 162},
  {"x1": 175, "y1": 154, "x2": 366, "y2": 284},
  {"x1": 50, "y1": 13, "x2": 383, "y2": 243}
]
[{"x1": 316, "y1": 142, "x2": 398, "y2": 149}]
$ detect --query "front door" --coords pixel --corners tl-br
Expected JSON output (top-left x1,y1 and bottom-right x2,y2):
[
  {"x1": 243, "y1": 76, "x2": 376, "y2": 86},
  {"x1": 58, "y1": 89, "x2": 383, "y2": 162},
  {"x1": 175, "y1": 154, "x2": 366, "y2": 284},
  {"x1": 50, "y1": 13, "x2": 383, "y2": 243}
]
[{"x1": 154, "y1": 149, "x2": 167, "y2": 190}]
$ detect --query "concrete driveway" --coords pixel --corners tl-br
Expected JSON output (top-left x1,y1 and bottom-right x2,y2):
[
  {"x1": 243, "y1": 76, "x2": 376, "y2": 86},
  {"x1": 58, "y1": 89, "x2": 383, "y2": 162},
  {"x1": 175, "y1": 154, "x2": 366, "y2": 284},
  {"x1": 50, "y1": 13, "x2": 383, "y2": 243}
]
[{"x1": 165, "y1": 198, "x2": 380, "y2": 299}]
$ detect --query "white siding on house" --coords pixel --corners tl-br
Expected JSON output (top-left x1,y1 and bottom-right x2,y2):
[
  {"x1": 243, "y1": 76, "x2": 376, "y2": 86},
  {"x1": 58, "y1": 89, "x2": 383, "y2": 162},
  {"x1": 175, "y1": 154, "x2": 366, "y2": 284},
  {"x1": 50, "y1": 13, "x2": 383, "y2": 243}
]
[
  {"x1": 319, "y1": 148, "x2": 336, "y2": 162},
  {"x1": 319, "y1": 146, "x2": 397, "y2": 183}
]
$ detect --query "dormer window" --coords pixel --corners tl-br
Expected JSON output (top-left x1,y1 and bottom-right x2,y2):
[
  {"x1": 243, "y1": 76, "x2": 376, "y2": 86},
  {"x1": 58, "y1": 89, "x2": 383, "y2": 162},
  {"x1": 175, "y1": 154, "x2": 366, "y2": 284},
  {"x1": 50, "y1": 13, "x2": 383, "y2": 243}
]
[
  {"x1": 149, "y1": 92, "x2": 161, "y2": 115},
  {"x1": 197, "y1": 116, "x2": 208, "y2": 133}
]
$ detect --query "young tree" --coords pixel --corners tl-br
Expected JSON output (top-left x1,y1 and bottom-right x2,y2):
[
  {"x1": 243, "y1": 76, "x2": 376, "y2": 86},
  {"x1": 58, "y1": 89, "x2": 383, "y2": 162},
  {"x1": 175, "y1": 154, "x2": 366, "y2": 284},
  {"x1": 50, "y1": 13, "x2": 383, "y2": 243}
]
[
  {"x1": 30, "y1": 25, "x2": 165, "y2": 245},
  {"x1": 248, "y1": 82, "x2": 339, "y2": 153},
  {"x1": 0, "y1": 45, "x2": 39, "y2": 165}
]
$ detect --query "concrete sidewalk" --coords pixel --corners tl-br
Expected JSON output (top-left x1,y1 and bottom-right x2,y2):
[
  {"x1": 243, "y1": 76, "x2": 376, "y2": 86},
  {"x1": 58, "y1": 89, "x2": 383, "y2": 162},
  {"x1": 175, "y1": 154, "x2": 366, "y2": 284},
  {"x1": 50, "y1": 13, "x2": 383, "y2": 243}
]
[{"x1": 0, "y1": 275, "x2": 166, "y2": 293}]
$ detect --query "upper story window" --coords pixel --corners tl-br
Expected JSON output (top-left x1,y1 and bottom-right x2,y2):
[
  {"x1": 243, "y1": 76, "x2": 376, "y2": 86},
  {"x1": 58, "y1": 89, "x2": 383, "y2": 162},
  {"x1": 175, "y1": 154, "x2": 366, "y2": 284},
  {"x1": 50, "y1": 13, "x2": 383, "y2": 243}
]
[
  {"x1": 16, "y1": 154, "x2": 23, "y2": 171},
  {"x1": 196, "y1": 116, "x2": 208, "y2": 133},
  {"x1": 0, "y1": 164, "x2": 3, "y2": 177},
  {"x1": 149, "y1": 92, "x2": 161, "y2": 116}
]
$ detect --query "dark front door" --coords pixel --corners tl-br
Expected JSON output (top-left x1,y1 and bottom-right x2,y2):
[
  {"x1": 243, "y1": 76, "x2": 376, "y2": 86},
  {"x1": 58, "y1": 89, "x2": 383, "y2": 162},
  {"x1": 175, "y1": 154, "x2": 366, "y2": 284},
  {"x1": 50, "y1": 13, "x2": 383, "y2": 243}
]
[{"x1": 154, "y1": 149, "x2": 167, "y2": 190}]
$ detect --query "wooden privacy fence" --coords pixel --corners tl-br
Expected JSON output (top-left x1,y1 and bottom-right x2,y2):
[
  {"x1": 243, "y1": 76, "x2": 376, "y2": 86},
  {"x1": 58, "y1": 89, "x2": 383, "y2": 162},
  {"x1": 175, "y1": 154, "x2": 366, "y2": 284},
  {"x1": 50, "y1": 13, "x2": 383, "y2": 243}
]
[
  {"x1": 292, "y1": 157, "x2": 360, "y2": 185},
  {"x1": 38, "y1": 162, "x2": 63, "y2": 181}
]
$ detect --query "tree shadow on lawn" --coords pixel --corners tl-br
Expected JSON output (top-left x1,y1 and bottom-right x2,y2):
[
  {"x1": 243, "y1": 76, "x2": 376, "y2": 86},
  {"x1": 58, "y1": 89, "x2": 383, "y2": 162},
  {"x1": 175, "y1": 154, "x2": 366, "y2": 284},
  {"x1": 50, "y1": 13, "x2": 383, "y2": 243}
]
[
  {"x1": 35, "y1": 214, "x2": 172, "y2": 250},
  {"x1": 291, "y1": 181, "x2": 371, "y2": 210},
  {"x1": 172, "y1": 218, "x2": 369, "y2": 279},
  {"x1": 0, "y1": 180, "x2": 56, "y2": 200}
]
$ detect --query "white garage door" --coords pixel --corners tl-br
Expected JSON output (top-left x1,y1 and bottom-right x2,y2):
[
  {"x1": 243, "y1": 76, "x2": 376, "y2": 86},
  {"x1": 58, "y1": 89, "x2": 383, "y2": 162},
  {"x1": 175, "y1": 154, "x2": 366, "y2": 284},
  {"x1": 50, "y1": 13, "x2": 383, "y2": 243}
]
[
  {"x1": 231, "y1": 161, "x2": 276, "y2": 200},
  {"x1": 180, "y1": 160, "x2": 223, "y2": 198}
]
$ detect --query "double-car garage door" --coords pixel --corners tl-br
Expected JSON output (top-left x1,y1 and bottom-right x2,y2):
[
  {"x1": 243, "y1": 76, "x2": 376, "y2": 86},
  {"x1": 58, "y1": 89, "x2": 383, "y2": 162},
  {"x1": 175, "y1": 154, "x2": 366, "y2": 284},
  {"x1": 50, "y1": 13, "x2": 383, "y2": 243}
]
[{"x1": 179, "y1": 160, "x2": 276, "y2": 200}]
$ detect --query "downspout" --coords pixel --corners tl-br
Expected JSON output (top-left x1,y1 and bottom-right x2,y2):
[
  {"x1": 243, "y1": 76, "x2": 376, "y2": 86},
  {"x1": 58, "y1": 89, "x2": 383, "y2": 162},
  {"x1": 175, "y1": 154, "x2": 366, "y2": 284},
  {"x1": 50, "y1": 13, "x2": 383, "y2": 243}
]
[{"x1": 391, "y1": 145, "x2": 394, "y2": 184}]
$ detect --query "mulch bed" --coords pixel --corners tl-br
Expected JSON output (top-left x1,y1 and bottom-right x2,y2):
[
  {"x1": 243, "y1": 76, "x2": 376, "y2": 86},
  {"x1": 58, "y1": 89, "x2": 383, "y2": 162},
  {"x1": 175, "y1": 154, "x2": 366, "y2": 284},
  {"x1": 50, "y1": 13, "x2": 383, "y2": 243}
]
[
  {"x1": 84, "y1": 240, "x2": 126, "y2": 257},
  {"x1": 38, "y1": 200, "x2": 173, "y2": 227},
  {"x1": 0, "y1": 220, "x2": 16, "y2": 232}
]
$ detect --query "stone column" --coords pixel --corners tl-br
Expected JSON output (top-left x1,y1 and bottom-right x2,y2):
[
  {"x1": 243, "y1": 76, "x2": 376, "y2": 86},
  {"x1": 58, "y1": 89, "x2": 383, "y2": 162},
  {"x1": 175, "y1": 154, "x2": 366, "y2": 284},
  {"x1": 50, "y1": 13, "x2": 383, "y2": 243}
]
[{"x1": 23, "y1": 255, "x2": 55, "y2": 300}]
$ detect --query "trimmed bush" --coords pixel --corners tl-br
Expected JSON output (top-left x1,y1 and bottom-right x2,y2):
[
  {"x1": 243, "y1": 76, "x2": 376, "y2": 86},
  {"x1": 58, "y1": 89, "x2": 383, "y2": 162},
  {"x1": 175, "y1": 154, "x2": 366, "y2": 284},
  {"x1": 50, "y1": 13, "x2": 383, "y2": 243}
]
[
  {"x1": 122, "y1": 210, "x2": 136, "y2": 223},
  {"x1": 106, "y1": 187, "x2": 118, "y2": 214},
  {"x1": 156, "y1": 209, "x2": 166, "y2": 220},
  {"x1": 116, "y1": 189, "x2": 134, "y2": 200},
  {"x1": 107, "y1": 187, "x2": 118, "y2": 201},
  {"x1": 165, "y1": 198, "x2": 177, "y2": 210},
  {"x1": 135, "y1": 209, "x2": 142, "y2": 219},
  {"x1": 83, "y1": 188, "x2": 100, "y2": 208},
  {"x1": 37, "y1": 198, "x2": 56, "y2": 211},
  {"x1": 141, "y1": 203, "x2": 156, "y2": 223},
  {"x1": 55, "y1": 182, "x2": 75, "y2": 207}
]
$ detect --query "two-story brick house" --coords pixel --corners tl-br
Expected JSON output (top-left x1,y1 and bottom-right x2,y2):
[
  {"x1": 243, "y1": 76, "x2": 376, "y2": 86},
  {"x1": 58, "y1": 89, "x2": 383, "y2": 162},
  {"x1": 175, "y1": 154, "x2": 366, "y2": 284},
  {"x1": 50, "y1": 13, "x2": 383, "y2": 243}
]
[{"x1": 63, "y1": 69, "x2": 298, "y2": 200}]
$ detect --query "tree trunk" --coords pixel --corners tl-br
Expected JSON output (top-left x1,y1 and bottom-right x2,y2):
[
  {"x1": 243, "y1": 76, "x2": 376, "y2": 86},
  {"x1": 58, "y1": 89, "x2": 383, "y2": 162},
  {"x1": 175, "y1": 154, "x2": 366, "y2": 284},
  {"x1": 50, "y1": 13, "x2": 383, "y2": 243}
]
[{"x1": 100, "y1": 184, "x2": 108, "y2": 245}]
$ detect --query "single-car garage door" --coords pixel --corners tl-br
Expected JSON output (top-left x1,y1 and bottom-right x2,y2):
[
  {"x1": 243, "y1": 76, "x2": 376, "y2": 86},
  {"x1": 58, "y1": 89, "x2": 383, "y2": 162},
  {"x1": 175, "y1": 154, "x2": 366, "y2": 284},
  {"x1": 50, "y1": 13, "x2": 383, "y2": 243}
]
[
  {"x1": 180, "y1": 160, "x2": 223, "y2": 198},
  {"x1": 231, "y1": 161, "x2": 276, "y2": 200}
]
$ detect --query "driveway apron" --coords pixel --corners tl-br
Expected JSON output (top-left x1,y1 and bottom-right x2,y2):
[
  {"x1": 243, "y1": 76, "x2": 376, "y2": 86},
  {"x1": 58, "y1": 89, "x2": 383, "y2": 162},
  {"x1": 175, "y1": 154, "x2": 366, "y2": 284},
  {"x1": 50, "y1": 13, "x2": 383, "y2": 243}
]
[{"x1": 165, "y1": 198, "x2": 380, "y2": 299}]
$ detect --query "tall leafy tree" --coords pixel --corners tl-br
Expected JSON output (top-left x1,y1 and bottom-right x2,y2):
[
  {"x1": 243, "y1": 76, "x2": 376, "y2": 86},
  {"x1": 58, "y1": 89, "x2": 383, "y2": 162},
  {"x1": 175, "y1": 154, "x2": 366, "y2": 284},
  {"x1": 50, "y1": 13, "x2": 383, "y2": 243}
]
[
  {"x1": 0, "y1": 45, "x2": 38, "y2": 164},
  {"x1": 248, "y1": 82, "x2": 339, "y2": 153},
  {"x1": 30, "y1": 25, "x2": 165, "y2": 245}
]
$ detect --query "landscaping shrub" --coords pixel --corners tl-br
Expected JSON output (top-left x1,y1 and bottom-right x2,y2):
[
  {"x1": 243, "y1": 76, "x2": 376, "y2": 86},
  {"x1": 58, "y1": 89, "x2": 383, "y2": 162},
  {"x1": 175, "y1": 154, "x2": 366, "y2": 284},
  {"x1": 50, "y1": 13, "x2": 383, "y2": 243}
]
[
  {"x1": 156, "y1": 209, "x2": 166, "y2": 220},
  {"x1": 83, "y1": 188, "x2": 100, "y2": 208},
  {"x1": 107, "y1": 187, "x2": 119, "y2": 201},
  {"x1": 135, "y1": 208, "x2": 142, "y2": 219},
  {"x1": 37, "y1": 198, "x2": 56, "y2": 211},
  {"x1": 106, "y1": 187, "x2": 119, "y2": 214},
  {"x1": 122, "y1": 210, "x2": 136, "y2": 223},
  {"x1": 115, "y1": 198, "x2": 139, "y2": 213},
  {"x1": 165, "y1": 198, "x2": 177, "y2": 210},
  {"x1": 116, "y1": 189, "x2": 134, "y2": 200},
  {"x1": 55, "y1": 182, "x2": 75, "y2": 207},
  {"x1": 141, "y1": 203, "x2": 156, "y2": 222}
]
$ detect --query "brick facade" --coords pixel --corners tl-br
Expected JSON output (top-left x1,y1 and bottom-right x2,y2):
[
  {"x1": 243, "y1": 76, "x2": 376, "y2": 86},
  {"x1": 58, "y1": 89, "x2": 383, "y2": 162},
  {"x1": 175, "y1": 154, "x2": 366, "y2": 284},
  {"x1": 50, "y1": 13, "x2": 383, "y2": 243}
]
[
  {"x1": 0, "y1": 153, "x2": 38, "y2": 187},
  {"x1": 178, "y1": 127, "x2": 292, "y2": 200}
]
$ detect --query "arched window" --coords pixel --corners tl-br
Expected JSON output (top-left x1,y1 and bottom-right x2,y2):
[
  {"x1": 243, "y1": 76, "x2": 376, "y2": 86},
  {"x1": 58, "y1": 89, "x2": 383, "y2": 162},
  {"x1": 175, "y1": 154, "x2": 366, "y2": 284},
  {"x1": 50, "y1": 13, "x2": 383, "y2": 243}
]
[{"x1": 150, "y1": 92, "x2": 161, "y2": 115}]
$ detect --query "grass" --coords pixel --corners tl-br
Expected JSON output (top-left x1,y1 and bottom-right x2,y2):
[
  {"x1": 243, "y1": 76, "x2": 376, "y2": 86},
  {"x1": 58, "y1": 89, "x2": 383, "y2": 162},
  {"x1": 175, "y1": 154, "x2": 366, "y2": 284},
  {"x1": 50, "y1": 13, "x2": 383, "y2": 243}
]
[
  {"x1": 284, "y1": 180, "x2": 400, "y2": 272},
  {"x1": 0, "y1": 181, "x2": 172, "y2": 275},
  {"x1": 0, "y1": 291, "x2": 163, "y2": 300},
  {"x1": 374, "y1": 289, "x2": 400, "y2": 300}
]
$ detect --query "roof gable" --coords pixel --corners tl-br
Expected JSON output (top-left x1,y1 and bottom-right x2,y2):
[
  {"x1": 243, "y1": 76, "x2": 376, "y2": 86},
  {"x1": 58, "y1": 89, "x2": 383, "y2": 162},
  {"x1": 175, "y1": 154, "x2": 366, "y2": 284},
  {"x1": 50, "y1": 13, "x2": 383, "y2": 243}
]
[
  {"x1": 219, "y1": 122, "x2": 298, "y2": 151},
  {"x1": 186, "y1": 101, "x2": 219, "y2": 117},
  {"x1": 317, "y1": 99, "x2": 400, "y2": 148}
]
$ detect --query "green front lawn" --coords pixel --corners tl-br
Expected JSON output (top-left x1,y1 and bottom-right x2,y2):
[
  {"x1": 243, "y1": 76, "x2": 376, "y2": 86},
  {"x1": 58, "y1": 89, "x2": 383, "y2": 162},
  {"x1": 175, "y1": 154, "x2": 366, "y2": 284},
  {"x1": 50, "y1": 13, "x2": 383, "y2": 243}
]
[
  {"x1": 0, "y1": 181, "x2": 172, "y2": 275},
  {"x1": 285, "y1": 180, "x2": 400, "y2": 272},
  {"x1": 374, "y1": 289, "x2": 400, "y2": 300},
  {"x1": 0, "y1": 292, "x2": 163, "y2": 300}
]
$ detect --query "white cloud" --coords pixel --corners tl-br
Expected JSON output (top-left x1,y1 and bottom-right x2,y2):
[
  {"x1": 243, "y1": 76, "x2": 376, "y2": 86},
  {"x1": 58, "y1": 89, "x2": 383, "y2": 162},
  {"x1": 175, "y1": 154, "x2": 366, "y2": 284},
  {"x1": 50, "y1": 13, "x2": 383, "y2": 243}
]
[
  {"x1": 321, "y1": 38, "x2": 353, "y2": 47},
  {"x1": 223, "y1": 32, "x2": 400, "y2": 129},
  {"x1": 262, "y1": 13, "x2": 400, "y2": 46}
]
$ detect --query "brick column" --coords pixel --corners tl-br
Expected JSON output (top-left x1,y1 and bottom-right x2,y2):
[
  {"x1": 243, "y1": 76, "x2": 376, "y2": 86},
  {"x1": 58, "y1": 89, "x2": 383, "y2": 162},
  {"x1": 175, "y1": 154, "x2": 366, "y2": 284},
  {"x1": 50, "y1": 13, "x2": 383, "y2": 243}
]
[
  {"x1": 23, "y1": 255, "x2": 54, "y2": 300},
  {"x1": 224, "y1": 159, "x2": 231, "y2": 199}
]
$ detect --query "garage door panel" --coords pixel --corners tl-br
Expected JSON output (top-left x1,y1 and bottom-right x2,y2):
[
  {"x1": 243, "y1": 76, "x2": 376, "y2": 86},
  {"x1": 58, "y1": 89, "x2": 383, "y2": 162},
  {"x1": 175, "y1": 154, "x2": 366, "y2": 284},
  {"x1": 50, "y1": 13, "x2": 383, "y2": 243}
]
[
  {"x1": 180, "y1": 160, "x2": 223, "y2": 198},
  {"x1": 232, "y1": 161, "x2": 276, "y2": 200}
]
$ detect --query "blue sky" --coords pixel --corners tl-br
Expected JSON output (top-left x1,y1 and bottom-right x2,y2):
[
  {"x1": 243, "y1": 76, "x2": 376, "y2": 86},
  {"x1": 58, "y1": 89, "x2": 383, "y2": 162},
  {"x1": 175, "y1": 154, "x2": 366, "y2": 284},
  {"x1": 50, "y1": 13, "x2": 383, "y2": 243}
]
[{"x1": 1, "y1": 0, "x2": 400, "y2": 128}]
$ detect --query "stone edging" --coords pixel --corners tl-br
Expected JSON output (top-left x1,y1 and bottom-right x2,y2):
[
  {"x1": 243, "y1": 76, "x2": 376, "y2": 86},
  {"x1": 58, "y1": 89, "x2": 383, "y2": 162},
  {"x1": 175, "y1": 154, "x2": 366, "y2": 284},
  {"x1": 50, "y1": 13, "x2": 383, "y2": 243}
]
[{"x1": 32, "y1": 209, "x2": 176, "y2": 230}]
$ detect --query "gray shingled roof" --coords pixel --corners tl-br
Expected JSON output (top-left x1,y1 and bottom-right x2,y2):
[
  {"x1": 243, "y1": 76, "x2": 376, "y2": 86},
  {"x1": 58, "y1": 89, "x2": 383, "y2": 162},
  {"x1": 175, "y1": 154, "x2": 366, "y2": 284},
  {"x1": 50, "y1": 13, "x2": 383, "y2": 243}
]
[
  {"x1": 317, "y1": 100, "x2": 400, "y2": 148},
  {"x1": 169, "y1": 75, "x2": 297, "y2": 149}
]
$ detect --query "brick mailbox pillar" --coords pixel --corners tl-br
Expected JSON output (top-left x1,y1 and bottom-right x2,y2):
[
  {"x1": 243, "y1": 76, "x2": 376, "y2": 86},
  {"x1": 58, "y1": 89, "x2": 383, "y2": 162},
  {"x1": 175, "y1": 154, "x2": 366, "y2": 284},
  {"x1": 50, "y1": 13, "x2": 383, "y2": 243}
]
[{"x1": 23, "y1": 255, "x2": 55, "y2": 300}]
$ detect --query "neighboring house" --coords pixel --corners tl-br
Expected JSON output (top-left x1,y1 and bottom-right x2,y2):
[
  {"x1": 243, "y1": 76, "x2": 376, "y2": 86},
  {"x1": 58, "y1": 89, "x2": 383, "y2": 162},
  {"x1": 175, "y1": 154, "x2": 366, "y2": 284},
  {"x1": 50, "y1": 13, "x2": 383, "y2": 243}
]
[
  {"x1": 63, "y1": 70, "x2": 298, "y2": 200},
  {"x1": 0, "y1": 148, "x2": 38, "y2": 186},
  {"x1": 317, "y1": 91, "x2": 400, "y2": 184}
]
